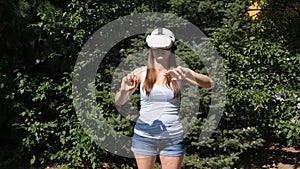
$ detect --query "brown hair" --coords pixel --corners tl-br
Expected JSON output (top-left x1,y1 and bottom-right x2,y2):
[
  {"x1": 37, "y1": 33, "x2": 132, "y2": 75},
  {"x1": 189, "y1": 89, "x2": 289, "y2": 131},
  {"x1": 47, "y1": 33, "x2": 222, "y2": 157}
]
[{"x1": 142, "y1": 46, "x2": 181, "y2": 98}]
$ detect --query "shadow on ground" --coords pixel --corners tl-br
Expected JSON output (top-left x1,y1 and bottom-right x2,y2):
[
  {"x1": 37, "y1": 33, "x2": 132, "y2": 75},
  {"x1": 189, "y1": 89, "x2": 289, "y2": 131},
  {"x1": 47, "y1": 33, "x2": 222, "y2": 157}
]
[{"x1": 237, "y1": 133, "x2": 300, "y2": 169}]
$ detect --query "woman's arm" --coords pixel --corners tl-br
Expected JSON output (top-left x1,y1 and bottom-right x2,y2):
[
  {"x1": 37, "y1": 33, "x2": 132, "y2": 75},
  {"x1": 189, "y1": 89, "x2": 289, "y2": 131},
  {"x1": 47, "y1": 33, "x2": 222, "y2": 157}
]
[
  {"x1": 114, "y1": 67, "x2": 142, "y2": 105},
  {"x1": 186, "y1": 69, "x2": 214, "y2": 88}
]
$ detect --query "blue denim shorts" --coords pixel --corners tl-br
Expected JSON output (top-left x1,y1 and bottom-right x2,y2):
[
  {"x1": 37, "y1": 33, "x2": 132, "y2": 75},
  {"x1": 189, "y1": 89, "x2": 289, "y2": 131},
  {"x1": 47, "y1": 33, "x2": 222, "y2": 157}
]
[{"x1": 131, "y1": 133, "x2": 185, "y2": 156}]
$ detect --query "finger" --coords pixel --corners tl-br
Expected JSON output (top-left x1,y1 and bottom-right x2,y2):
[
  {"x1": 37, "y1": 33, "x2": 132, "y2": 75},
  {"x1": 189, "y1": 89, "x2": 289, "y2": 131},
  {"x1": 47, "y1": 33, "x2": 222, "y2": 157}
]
[
  {"x1": 122, "y1": 76, "x2": 129, "y2": 84},
  {"x1": 128, "y1": 79, "x2": 139, "y2": 94},
  {"x1": 128, "y1": 84, "x2": 136, "y2": 90},
  {"x1": 130, "y1": 74, "x2": 137, "y2": 85},
  {"x1": 166, "y1": 69, "x2": 176, "y2": 76},
  {"x1": 133, "y1": 79, "x2": 139, "y2": 88},
  {"x1": 130, "y1": 75, "x2": 137, "y2": 86},
  {"x1": 177, "y1": 67, "x2": 185, "y2": 77},
  {"x1": 126, "y1": 74, "x2": 132, "y2": 85},
  {"x1": 172, "y1": 69, "x2": 182, "y2": 80},
  {"x1": 166, "y1": 69, "x2": 179, "y2": 80},
  {"x1": 127, "y1": 74, "x2": 131, "y2": 81},
  {"x1": 171, "y1": 77, "x2": 177, "y2": 81}
]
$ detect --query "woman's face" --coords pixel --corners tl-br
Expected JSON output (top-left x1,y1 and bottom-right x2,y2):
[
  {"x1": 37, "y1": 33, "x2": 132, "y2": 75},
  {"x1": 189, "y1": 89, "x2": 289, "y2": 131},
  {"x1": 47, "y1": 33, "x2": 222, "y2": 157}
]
[{"x1": 152, "y1": 48, "x2": 171, "y2": 62}]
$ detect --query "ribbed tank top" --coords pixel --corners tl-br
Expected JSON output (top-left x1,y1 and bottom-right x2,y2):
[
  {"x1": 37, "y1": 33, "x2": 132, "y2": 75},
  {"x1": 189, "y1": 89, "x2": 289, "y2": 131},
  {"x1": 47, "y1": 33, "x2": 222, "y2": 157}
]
[{"x1": 134, "y1": 67, "x2": 184, "y2": 139}]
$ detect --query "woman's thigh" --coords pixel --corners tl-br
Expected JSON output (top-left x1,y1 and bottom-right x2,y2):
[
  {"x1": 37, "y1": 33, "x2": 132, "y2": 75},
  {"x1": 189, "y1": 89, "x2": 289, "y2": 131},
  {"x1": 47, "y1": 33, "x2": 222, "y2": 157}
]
[
  {"x1": 134, "y1": 154, "x2": 157, "y2": 169},
  {"x1": 160, "y1": 155, "x2": 183, "y2": 169}
]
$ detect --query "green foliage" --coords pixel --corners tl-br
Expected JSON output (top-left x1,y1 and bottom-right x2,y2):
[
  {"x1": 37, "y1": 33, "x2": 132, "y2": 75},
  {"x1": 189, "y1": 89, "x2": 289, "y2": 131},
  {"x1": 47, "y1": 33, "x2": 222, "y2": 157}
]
[
  {"x1": 258, "y1": 0, "x2": 300, "y2": 51},
  {"x1": 1, "y1": 0, "x2": 299, "y2": 168}
]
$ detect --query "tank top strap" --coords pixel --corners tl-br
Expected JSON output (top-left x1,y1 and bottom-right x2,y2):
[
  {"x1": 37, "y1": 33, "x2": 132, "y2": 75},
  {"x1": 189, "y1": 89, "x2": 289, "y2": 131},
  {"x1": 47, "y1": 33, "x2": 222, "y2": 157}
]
[{"x1": 140, "y1": 66, "x2": 147, "y2": 87}]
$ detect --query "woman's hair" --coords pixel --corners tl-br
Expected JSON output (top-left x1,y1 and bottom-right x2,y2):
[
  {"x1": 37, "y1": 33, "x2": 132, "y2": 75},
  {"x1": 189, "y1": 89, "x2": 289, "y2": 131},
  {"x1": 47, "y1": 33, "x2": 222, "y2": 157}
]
[{"x1": 142, "y1": 44, "x2": 181, "y2": 98}]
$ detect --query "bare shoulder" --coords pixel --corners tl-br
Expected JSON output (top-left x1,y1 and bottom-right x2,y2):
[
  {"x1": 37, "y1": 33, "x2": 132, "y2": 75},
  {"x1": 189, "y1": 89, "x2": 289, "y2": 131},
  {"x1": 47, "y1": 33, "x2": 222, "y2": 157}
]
[{"x1": 131, "y1": 66, "x2": 144, "y2": 83}]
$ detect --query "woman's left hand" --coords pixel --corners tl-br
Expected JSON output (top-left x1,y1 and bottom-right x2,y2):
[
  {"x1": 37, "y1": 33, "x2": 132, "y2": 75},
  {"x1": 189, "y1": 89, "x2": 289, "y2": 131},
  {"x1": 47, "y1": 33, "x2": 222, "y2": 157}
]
[{"x1": 165, "y1": 66, "x2": 191, "y2": 81}]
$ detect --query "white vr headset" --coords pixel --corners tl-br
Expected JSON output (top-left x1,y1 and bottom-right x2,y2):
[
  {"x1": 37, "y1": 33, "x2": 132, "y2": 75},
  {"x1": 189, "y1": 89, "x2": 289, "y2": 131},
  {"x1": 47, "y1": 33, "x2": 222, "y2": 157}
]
[{"x1": 146, "y1": 28, "x2": 175, "y2": 49}]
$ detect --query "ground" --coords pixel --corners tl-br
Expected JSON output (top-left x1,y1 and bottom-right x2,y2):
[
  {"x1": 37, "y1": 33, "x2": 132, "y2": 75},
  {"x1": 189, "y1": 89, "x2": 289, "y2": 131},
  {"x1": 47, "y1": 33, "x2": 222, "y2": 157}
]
[{"x1": 238, "y1": 135, "x2": 300, "y2": 169}]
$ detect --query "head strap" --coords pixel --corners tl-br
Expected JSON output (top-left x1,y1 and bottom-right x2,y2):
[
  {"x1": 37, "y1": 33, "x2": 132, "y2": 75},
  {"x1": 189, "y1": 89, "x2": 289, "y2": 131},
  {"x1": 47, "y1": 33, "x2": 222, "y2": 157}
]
[{"x1": 158, "y1": 28, "x2": 163, "y2": 35}]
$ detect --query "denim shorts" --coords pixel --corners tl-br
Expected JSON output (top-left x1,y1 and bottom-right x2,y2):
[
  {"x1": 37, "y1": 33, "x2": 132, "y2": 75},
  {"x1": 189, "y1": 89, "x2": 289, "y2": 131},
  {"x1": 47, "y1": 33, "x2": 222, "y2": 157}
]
[{"x1": 131, "y1": 133, "x2": 185, "y2": 156}]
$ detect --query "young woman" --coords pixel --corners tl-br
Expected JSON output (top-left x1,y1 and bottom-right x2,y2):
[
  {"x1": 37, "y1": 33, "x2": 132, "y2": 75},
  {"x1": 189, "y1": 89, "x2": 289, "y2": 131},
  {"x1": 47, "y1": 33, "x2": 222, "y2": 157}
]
[{"x1": 115, "y1": 28, "x2": 214, "y2": 169}]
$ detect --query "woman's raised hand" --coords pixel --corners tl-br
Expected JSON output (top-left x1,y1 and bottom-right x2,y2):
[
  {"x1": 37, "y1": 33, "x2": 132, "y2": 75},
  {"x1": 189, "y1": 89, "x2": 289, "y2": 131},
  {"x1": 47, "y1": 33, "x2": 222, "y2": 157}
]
[
  {"x1": 166, "y1": 66, "x2": 214, "y2": 88},
  {"x1": 165, "y1": 66, "x2": 191, "y2": 81},
  {"x1": 120, "y1": 73, "x2": 138, "y2": 95}
]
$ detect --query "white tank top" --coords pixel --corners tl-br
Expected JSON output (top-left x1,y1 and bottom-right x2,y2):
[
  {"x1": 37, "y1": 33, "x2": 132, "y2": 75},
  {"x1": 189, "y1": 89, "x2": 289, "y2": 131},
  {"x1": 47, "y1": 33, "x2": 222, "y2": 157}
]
[{"x1": 134, "y1": 67, "x2": 184, "y2": 139}]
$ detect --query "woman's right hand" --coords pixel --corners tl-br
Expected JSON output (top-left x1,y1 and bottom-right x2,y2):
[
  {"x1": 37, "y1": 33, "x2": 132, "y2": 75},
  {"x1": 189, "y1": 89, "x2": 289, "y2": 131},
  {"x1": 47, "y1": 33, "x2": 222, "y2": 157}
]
[
  {"x1": 115, "y1": 67, "x2": 142, "y2": 106},
  {"x1": 120, "y1": 73, "x2": 138, "y2": 95}
]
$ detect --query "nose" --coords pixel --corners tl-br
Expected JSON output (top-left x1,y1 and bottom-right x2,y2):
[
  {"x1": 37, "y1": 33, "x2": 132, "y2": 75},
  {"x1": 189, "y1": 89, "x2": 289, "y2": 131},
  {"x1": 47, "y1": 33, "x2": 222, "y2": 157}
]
[
  {"x1": 157, "y1": 49, "x2": 165, "y2": 54},
  {"x1": 154, "y1": 49, "x2": 166, "y2": 54}
]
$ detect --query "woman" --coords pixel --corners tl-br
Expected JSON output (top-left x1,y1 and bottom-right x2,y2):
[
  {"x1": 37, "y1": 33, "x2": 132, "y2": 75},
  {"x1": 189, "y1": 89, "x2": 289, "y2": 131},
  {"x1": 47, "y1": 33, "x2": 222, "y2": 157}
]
[{"x1": 115, "y1": 28, "x2": 214, "y2": 169}]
